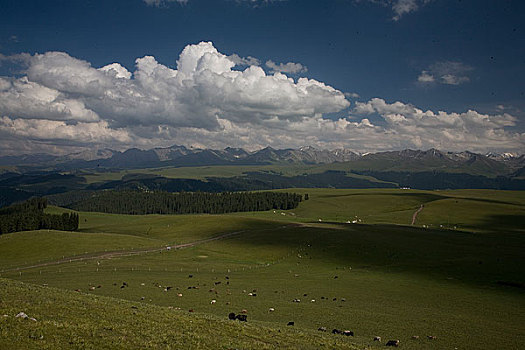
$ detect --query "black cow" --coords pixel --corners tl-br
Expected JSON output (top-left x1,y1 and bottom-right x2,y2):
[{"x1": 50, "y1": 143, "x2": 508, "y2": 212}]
[
  {"x1": 386, "y1": 340, "x2": 400, "y2": 347},
  {"x1": 287, "y1": 321, "x2": 294, "y2": 326},
  {"x1": 235, "y1": 314, "x2": 247, "y2": 322},
  {"x1": 318, "y1": 327, "x2": 327, "y2": 332},
  {"x1": 228, "y1": 312, "x2": 236, "y2": 320},
  {"x1": 332, "y1": 329, "x2": 342, "y2": 334}
]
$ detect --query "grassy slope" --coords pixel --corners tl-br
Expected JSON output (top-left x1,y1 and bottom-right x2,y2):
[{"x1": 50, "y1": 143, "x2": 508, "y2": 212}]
[
  {"x1": 80, "y1": 155, "x2": 514, "y2": 186},
  {"x1": 0, "y1": 230, "x2": 160, "y2": 270},
  {"x1": 0, "y1": 278, "x2": 358, "y2": 350},
  {"x1": 81, "y1": 164, "x2": 396, "y2": 185},
  {"x1": 3, "y1": 224, "x2": 524, "y2": 349},
  {"x1": 1, "y1": 188, "x2": 524, "y2": 349},
  {"x1": 229, "y1": 188, "x2": 525, "y2": 232}
]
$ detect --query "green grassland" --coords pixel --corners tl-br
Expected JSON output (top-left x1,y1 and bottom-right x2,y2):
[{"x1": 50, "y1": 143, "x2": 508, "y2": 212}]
[
  {"x1": 80, "y1": 155, "x2": 514, "y2": 186},
  {"x1": 81, "y1": 164, "x2": 395, "y2": 185},
  {"x1": 0, "y1": 278, "x2": 358, "y2": 350},
  {"x1": 1, "y1": 189, "x2": 524, "y2": 349},
  {"x1": 81, "y1": 165, "x2": 307, "y2": 184}
]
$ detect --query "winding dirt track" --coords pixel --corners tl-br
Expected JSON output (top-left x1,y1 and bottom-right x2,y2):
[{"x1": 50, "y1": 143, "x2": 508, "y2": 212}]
[
  {"x1": 2, "y1": 230, "x2": 246, "y2": 273},
  {"x1": 411, "y1": 204, "x2": 424, "y2": 225}
]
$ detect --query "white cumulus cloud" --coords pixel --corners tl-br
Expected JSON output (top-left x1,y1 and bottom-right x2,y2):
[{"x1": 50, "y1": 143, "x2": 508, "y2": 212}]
[
  {"x1": 0, "y1": 42, "x2": 522, "y2": 155},
  {"x1": 351, "y1": 98, "x2": 523, "y2": 152},
  {"x1": 0, "y1": 117, "x2": 132, "y2": 144},
  {"x1": 0, "y1": 41, "x2": 350, "y2": 153}
]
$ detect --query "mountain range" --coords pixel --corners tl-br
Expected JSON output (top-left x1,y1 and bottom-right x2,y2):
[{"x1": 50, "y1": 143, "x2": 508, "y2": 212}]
[{"x1": 0, "y1": 145, "x2": 523, "y2": 176}]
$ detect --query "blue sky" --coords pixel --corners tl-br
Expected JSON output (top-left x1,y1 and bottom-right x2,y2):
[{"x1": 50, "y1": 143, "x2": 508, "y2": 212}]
[{"x1": 0, "y1": 0, "x2": 523, "y2": 155}]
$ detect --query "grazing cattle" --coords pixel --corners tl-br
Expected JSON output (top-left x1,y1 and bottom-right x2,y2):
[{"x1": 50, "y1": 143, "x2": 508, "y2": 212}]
[
  {"x1": 318, "y1": 327, "x2": 327, "y2": 332},
  {"x1": 411, "y1": 335, "x2": 419, "y2": 339},
  {"x1": 287, "y1": 321, "x2": 294, "y2": 326},
  {"x1": 210, "y1": 299, "x2": 216, "y2": 304},
  {"x1": 332, "y1": 298, "x2": 337, "y2": 301},
  {"x1": 343, "y1": 330, "x2": 354, "y2": 336},
  {"x1": 334, "y1": 276, "x2": 338, "y2": 279},
  {"x1": 303, "y1": 293, "x2": 308, "y2": 296},
  {"x1": 427, "y1": 335, "x2": 437, "y2": 340},
  {"x1": 292, "y1": 298, "x2": 301, "y2": 303},
  {"x1": 311, "y1": 299, "x2": 316, "y2": 302},
  {"x1": 386, "y1": 340, "x2": 400, "y2": 347},
  {"x1": 373, "y1": 336, "x2": 381, "y2": 342},
  {"x1": 269, "y1": 308, "x2": 275, "y2": 312},
  {"x1": 332, "y1": 329, "x2": 342, "y2": 334},
  {"x1": 341, "y1": 298, "x2": 346, "y2": 302},
  {"x1": 228, "y1": 312, "x2": 236, "y2": 320},
  {"x1": 241, "y1": 309, "x2": 248, "y2": 314},
  {"x1": 236, "y1": 314, "x2": 247, "y2": 322},
  {"x1": 215, "y1": 281, "x2": 221, "y2": 285},
  {"x1": 188, "y1": 275, "x2": 193, "y2": 278}
]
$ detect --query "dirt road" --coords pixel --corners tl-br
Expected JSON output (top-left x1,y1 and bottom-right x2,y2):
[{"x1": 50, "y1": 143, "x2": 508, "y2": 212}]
[
  {"x1": 411, "y1": 204, "x2": 424, "y2": 225},
  {"x1": 2, "y1": 230, "x2": 245, "y2": 273}
]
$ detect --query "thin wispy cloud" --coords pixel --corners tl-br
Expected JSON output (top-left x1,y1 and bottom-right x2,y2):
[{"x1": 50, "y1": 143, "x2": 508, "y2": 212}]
[
  {"x1": 358, "y1": 0, "x2": 434, "y2": 21},
  {"x1": 418, "y1": 61, "x2": 474, "y2": 86},
  {"x1": 143, "y1": 0, "x2": 188, "y2": 7},
  {"x1": 228, "y1": 53, "x2": 261, "y2": 67},
  {"x1": 265, "y1": 60, "x2": 307, "y2": 74},
  {"x1": 144, "y1": 0, "x2": 284, "y2": 7}
]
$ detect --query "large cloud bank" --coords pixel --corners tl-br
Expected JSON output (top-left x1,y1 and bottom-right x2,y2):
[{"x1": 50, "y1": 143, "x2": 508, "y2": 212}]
[{"x1": 0, "y1": 41, "x2": 523, "y2": 155}]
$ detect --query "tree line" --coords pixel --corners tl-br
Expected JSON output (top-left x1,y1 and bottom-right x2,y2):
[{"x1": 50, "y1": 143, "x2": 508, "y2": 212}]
[
  {"x1": 69, "y1": 190, "x2": 303, "y2": 215},
  {"x1": 0, "y1": 197, "x2": 79, "y2": 235}
]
